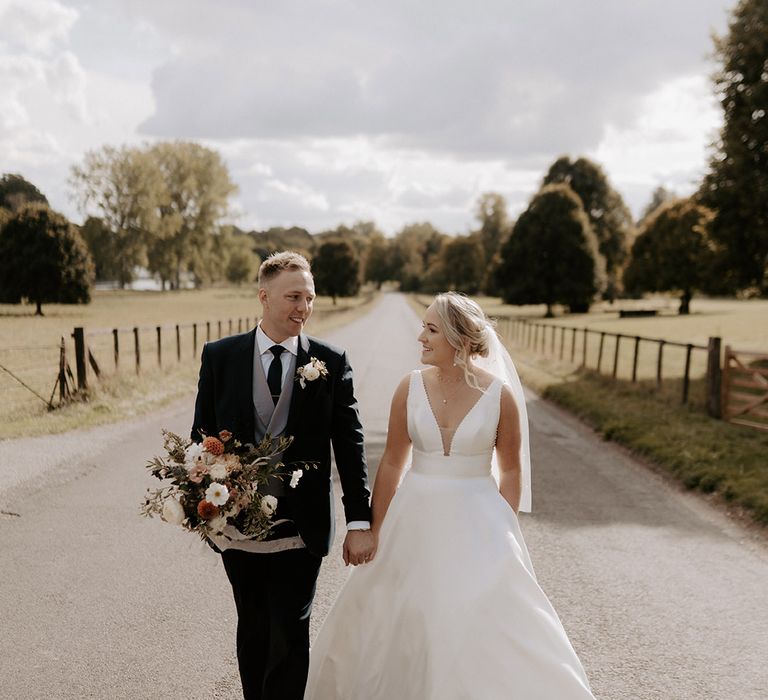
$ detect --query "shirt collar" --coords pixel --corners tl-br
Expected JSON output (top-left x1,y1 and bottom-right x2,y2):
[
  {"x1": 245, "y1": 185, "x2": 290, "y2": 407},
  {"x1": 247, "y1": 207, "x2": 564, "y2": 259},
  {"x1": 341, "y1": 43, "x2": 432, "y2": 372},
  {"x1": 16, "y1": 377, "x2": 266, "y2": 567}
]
[{"x1": 256, "y1": 323, "x2": 299, "y2": 356}]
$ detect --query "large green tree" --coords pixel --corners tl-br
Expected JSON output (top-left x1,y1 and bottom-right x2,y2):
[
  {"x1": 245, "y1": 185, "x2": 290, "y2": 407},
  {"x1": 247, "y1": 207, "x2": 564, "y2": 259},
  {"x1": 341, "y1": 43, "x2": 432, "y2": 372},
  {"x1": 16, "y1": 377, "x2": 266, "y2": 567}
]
[
  {"x1": 699, "y1": 0, "x2": 768, "y2": 294},
  {"x1": 495, "y1": 185, "x2": 606, "y2": 317},
  {"x1": 0, "y1": 204, "x2": 94, "y2": 315},
  {"x1": 312, "y1": 240, "x2": 361, "y2": 303},
  {"x1": 624, "y1": 199, "x2": 716, "y2": 315},
  {"x1": 0, "y1": 173, "x2": 48, "y2": 212},
  {"x1": 148, "y1": 142, "x2": 237, "y2": 289},
  {"x1": 79, "y1": 216, "x2": 119, "y2": 282},
  {"x1": 71, "y1": 145, "x2": 165, "y2": 287},
  {"x1": 542, "y1": 156, "x2": 632, "y2": 301}
]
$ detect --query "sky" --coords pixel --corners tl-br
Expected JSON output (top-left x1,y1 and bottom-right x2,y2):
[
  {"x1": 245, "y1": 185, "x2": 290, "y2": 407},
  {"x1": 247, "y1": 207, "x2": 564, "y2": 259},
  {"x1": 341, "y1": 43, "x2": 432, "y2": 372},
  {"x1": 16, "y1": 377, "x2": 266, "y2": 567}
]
[{"x1": 0, "y1": 0, "x2": 736, "y2": 235}]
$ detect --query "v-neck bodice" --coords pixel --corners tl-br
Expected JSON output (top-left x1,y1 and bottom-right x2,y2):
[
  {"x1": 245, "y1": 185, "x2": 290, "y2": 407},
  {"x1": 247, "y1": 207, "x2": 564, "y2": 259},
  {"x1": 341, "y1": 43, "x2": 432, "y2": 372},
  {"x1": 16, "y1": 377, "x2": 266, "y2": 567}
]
[{"x1": 407, "y1": 370, "x2": 502, "y2": 477}]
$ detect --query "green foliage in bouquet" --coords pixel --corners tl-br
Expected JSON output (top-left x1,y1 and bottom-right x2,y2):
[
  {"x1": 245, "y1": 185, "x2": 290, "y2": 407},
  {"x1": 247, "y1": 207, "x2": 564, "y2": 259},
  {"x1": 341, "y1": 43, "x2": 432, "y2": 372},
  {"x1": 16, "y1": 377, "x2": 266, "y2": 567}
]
[{"x1": 141, "y1": 429, "x2": 315, "y2": 542}]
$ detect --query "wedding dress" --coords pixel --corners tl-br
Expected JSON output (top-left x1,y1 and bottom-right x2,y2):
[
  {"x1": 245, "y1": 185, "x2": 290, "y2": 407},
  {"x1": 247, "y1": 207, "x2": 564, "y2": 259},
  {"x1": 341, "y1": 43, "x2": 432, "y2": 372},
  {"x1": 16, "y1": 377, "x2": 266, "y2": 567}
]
[{"x1": 304, "y1": 370, "x2": 595, "y2": 700}]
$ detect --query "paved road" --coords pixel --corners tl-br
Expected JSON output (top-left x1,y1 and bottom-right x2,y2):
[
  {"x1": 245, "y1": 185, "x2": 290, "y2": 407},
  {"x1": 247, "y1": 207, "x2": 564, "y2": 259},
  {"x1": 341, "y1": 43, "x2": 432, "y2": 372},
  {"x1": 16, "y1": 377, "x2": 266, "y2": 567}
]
[{"x1": 1, "y1": 293, "x2": 767, "y2": 699}]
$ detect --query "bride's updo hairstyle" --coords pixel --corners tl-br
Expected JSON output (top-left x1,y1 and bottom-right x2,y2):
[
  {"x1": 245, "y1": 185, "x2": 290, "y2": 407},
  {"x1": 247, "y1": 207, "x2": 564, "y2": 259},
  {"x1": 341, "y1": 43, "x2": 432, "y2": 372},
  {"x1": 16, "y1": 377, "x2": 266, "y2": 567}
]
[{"x1": 433, "y1": 292, "x2": 495, "y2": 390}]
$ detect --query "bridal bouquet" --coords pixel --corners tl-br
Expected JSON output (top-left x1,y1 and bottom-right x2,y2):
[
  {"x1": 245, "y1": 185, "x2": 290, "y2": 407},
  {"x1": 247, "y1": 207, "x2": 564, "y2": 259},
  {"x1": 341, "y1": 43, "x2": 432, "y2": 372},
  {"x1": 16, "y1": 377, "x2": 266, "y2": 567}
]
[{"x1": 141, "y1": 429, "x2": 311, "y2": 542}]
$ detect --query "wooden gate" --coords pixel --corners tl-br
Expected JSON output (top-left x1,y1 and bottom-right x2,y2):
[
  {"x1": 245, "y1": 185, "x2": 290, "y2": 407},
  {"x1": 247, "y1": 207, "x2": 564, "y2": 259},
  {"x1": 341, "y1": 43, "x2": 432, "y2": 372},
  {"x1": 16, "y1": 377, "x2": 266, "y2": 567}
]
[{"x1": 722, "y1": 347, "x2": 768, "y2": 431}]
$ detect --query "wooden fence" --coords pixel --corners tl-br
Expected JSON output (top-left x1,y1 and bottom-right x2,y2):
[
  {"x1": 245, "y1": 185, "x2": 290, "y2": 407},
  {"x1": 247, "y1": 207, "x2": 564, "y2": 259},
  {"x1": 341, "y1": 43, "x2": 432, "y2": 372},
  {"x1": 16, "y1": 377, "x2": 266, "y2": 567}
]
[
  {"x1": 495, "y1": 317, "x2": 723, "y2": 416},
  {"x1": 721, "y1": 347, "x2": 768, "y2": 431}
]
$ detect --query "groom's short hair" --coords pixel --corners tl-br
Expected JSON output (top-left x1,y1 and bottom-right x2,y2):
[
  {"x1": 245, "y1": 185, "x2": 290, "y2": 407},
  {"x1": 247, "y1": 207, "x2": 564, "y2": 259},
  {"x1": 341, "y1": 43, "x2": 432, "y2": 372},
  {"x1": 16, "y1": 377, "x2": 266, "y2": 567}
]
[{"x1": 258, "y1": 251, "x2": 312, "y2": 287}]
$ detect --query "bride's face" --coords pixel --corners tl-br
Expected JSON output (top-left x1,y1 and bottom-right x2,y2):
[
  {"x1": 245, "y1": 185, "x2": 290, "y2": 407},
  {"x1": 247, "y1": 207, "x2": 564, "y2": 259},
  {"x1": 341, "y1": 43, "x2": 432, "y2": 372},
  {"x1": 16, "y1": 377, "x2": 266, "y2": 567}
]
[{"x1": 418, "y1": 303, "x2": 456, "y2": 367}]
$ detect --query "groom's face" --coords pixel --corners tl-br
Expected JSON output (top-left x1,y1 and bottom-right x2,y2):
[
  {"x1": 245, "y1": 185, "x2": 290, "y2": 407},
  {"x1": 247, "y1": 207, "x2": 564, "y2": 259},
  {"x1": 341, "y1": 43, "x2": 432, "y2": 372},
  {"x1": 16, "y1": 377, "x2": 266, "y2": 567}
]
[{"x1": 258, "y1": 269, "x2": 315, "y2": 342}]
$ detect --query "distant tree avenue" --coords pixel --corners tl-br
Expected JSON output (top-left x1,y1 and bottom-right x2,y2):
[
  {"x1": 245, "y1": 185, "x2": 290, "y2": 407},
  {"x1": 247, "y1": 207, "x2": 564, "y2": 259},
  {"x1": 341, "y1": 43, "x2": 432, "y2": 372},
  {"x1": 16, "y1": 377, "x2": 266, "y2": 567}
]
[
  {"x1": 495, "y1": 185, "x2": 606, "y2": 317},
  {"x1": 0, "y1": 204, "x2": 94, "y2": 315},
  {"x1": 624, "y1": 199, "x2": 716, "y2": 315}
]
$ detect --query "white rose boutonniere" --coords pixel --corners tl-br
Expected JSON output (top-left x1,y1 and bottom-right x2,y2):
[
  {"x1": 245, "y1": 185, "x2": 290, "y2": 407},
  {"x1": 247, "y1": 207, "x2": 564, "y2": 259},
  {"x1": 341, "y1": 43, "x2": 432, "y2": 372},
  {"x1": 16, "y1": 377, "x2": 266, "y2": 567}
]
[{"x1": 296, "y1": 357, "x2": 328, "y2": 389}]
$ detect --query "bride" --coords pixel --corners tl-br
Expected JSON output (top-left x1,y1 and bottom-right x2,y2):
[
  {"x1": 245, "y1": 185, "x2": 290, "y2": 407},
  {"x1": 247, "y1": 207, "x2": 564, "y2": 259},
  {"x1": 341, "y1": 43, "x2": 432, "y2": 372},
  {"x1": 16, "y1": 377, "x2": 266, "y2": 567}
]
[{"x1": 304, "y1": 293, "x2": 595, "y2": 699}]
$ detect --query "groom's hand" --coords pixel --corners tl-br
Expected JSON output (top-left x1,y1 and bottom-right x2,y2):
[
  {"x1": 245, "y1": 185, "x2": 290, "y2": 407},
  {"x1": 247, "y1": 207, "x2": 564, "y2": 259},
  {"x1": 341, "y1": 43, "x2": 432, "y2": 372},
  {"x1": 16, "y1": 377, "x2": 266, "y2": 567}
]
[{"x1": 343, "y1": 529, "x2": 376, "y2": 566}]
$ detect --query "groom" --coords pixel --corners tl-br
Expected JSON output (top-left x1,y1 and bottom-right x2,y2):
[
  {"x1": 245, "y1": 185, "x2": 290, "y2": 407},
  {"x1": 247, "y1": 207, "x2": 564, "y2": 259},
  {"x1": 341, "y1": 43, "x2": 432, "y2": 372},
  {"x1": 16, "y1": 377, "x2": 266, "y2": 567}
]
[{"x1": 191, "y1": 251, "x2": 374, "y2": 700}]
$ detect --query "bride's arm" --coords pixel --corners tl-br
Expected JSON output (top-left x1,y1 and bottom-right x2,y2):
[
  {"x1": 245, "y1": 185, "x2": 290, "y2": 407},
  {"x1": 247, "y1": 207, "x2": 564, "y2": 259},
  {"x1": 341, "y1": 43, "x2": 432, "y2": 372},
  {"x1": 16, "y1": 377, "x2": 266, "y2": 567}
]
[
  {"x1": 496, "y1": 384, "x2": 523, "y2": 514},
  {"x1": 370, "y1": 375, "x2": 412, "y2": 538}
]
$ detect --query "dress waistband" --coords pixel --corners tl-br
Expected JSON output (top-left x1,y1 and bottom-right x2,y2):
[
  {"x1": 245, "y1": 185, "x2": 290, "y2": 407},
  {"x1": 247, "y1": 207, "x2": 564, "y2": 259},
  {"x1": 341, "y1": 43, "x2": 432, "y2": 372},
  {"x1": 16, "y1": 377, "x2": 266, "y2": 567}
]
[{"x1": 410, "y1": 448, "x2": 492, "y2": 478}]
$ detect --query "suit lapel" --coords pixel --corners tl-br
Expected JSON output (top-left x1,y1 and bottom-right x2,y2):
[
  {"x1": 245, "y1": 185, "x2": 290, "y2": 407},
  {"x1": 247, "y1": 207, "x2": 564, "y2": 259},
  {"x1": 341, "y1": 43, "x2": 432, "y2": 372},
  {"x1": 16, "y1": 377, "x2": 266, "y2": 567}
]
[
  {"x1": 237, "y1": 329, "x2": 257, "y2": 442},
  {"x1": 286, "y1": 334, "x2": 311, "y2": 436}
]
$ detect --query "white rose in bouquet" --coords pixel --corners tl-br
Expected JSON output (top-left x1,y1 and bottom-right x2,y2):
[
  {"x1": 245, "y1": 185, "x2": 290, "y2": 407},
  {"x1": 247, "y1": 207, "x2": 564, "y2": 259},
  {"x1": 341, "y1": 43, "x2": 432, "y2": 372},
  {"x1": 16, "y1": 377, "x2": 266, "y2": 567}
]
[
  {"x1": 289, "y1": 469, "x2": 303, "y2": 488},
  {"x1": 162, "y1": 497, "x2": 186, "y2": 525},
  {"x1": 184, "y1": 442, "x2": 203, "y2": 467},
  {"x1": 261, "y1": 495, "x2": 278, "y2": 516}
]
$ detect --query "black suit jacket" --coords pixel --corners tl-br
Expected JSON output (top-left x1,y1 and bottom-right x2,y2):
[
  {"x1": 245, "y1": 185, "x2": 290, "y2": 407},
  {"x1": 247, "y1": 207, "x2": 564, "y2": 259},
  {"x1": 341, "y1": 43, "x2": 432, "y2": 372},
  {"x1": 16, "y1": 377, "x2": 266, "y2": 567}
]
[{"x1": 190, "y1": 329, "x2": 372, "y2": 557}]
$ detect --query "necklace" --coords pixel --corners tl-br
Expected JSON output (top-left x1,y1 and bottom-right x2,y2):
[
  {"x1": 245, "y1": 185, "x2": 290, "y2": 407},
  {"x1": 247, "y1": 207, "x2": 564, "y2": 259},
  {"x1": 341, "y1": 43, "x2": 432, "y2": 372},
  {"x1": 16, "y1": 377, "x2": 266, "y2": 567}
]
[{"x1": 436, "y1": 371, "x2": 463, "y2": 405}]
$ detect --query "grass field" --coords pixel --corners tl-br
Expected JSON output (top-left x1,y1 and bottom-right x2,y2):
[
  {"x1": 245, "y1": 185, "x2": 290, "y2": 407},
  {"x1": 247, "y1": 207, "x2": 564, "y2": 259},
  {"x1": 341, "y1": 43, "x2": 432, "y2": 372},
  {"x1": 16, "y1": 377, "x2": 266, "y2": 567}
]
[{"x1": 0, "y1": 288, "x2": 375, "y2": 439}]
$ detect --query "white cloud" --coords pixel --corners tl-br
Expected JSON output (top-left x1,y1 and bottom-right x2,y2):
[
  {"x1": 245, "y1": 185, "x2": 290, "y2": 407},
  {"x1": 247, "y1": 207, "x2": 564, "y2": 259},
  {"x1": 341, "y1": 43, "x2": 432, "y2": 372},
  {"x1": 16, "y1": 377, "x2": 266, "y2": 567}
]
[{"x1": 0, "y1": 0, "x2": 78, "y2": 53}]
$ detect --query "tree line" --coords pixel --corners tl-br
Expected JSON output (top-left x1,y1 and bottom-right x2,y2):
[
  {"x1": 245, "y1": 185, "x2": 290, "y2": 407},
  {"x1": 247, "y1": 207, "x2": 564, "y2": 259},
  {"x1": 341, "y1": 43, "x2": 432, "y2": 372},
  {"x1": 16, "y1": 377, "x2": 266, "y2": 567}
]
[{"x1": 0, "y1": 0, "x2": 764, "y2": 315}]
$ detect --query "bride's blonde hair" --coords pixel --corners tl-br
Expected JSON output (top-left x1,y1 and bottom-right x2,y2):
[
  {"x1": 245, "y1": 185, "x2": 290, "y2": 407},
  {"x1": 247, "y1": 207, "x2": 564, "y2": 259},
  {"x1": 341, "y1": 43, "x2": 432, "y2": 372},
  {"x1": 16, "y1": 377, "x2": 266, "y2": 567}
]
[{"x1": 432, "y1": 292, "x2": 495, "y2": 390}]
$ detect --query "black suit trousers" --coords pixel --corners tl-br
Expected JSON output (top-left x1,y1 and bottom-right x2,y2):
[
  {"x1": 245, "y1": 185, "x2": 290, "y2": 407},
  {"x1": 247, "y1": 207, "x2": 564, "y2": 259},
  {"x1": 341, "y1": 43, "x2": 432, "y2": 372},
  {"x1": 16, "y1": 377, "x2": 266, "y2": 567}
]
[{"x1": 222, "y1": 548, "x2": 322, "y2": 700}]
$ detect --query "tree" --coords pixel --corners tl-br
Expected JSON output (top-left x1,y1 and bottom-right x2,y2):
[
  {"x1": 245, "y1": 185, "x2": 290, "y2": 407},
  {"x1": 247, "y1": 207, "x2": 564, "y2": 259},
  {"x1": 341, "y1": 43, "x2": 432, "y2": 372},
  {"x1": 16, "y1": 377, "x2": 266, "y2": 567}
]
[
  {"x1": 432, "y1": 235, "x2": 485, "y2": 295},
  {"x1": 312, "y1": 240, "x2": 361, "y2": 303},
  {"x1": 0, "y1": 174, "x2": 48, "y2": 212},
  {"x1": 475, "y1": 192, "x2": 511, "y2": 294},
  {"x1": 699, "y1": 0, "x2": 768, "y2": 294},
  {"x1": 364, "y1": 232, "x2": 394, "y2": 289},
  {"x1": 0, "y1": 204, "x2": 94, "y2": 315},
  {"x1": 220, "y1": 228, "x2": 260, "y2": 286},
  {"x1": 79, "y1": 216, "x2": 119, "y2": 282},
  {"x1": 542, "y1": 156, "x2": 633, "y2": 301},
  {"x1": 639, "y1": 186, "x2": 676, "y2": 225},
  {"x1": 495, "y1": 185, "x2": 606, "y2": 317},
  {"x1": 148, "y1": 142, "x2": 238, "y2": 289},
  {"x1": 391, "y1": 222, "x2": 447, "y2": 291},
  {"x1": 624, "y1": 199, "x2": 716, "y2": 315},
  {"x1": 71, "y1": 145, "x2": 166, "y2": 288}
]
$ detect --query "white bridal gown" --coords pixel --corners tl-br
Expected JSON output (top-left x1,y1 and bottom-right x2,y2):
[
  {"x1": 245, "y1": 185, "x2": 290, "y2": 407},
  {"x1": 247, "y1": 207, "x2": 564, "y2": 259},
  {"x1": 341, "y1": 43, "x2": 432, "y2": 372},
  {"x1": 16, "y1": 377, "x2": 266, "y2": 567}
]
[{"x1": 305, "y1": 370, "x2": 595, "y2": 700}]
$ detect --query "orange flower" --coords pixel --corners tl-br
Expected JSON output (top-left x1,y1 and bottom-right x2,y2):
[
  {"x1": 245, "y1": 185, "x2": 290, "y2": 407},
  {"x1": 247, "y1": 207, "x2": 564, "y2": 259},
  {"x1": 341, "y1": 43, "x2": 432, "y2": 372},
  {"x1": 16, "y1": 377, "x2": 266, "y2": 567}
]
[
  {"x1": 202, "y1": 436, "x2": 225, "y2": 456},
  {"x1": 218, "y1": 430, "x2": 233, "y2": 442},
  {"x1": 197, "y1": 500, "x2": 219, "y2": 520}
]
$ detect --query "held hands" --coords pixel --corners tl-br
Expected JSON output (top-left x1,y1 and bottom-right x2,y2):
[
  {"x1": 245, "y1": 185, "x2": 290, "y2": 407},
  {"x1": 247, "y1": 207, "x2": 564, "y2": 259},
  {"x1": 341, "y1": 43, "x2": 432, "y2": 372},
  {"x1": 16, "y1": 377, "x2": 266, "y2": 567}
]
[{"x1": 343, "y1": 529, "x2": 377, "y2": 566}]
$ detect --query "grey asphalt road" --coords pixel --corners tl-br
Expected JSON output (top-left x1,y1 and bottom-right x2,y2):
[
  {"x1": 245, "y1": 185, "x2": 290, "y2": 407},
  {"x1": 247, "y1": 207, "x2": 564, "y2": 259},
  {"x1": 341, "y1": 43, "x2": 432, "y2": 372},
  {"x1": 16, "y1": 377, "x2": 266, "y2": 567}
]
[{"x1": 1, "y1": 293, "x2": 767, "y2": 699}]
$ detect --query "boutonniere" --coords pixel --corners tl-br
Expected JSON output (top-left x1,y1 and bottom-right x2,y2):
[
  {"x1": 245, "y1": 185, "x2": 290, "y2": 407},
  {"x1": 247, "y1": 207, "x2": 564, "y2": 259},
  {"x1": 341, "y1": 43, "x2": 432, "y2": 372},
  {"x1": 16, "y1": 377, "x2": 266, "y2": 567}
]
[{"x1": 296, "y1": 357, "x2": 328, "y2": 389}]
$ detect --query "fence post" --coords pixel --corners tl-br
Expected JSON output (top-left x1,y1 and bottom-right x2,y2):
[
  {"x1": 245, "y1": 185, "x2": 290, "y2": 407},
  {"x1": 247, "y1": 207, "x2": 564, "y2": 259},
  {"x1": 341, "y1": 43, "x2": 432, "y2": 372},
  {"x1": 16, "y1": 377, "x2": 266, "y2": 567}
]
[
  {"x1": 550, "y1": 325, "x2": 555, "y2": 354},
  {"x1": 612, "y1": 334, "x2": 621, "y2": 378},
  {"x1": 656, "y1": 341, "x2": 664, "y2": 389},
  {"x1": 176, "y1": 325, "x2": 181, "y2": 363},
  {"x1": 72, "y1": 327, "x2": 88, "y2": 391},
  {"x1": 682, "y1": 344, "x2": 693, "y2": 404},
  {"x1": 134, "y1": 327, "x2": 141, "y2": 374},
  {"x1": 218, "y1": 321, "x2": 222, "y2": 339},
  {"x1": 581, "y1": 328, "x2": 588, "y2": 367},
  {"x1": 238, "y1": 318, "x2": 242, "y2": 333},
  {"x1": 229, "y1": 319, "x2": 233, "y2": 336},
  {"x1": 706, "y1": 337, "x2": 722, "y2": 419},
  {"x1": 571, "y1": 328, "x2": 576, "y2": 363},
  {"x1": 156, "y1": 326, "x2": 162, "y2": 367},
  {"x1": 559, "y1": 327, "x2": 565, "y2": 360},
  {"x1": 632, "y1": 336, "x2": 640, "y2": 382},
  {"x1": 113, "y1": 328, "x2": 119, "y2": 370},
  {"x1": 193, "y1": 323, "x2": 198, "y2": 358},
  {"x1": 597, "y1": 332, "x2": 606, "y2": 373},
  {"x1": 721, "y1": 346, "x2": 731, "y2": 420},
  {"x1": 206, "y1": 321, "x2": 211, "y2": 342},
  {"x1": 59, "y1": 336, "x2": 68, "y2": 403}
]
